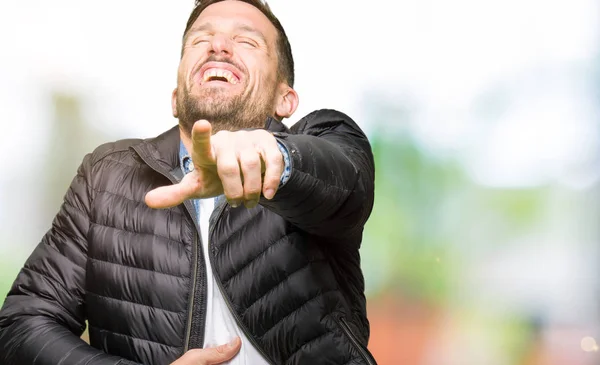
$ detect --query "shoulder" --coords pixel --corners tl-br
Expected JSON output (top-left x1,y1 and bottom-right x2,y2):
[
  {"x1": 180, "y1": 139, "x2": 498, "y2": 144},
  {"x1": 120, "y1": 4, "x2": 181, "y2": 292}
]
[
  {"x1": 87, "y1": 138, "x2": 144, "y2": 168},
  {"x1": 290, "y1": 109, "x2": 365, "y2": 136}
]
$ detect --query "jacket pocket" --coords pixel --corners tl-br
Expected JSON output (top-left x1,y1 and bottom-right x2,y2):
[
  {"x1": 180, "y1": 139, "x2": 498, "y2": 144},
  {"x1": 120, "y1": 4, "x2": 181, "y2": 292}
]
[{"x1": 334, "y1": 315, "x2": 378, "y2": 365}]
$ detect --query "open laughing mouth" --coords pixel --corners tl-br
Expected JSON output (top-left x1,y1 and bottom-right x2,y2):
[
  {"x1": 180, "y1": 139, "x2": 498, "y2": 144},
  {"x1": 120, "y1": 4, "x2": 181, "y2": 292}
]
[
  {"x1": 197, "y1": 62, "x2": 242, "y2": 86},
  {"x1": 202, "y1": 68, "x2": 239, "y2": 84}
]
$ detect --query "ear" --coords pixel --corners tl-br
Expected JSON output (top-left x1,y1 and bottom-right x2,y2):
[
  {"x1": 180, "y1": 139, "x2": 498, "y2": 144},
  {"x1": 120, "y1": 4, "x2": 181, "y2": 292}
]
[
  {"x1": 274, "y1": 84, "x2": 299, "y2": 119},
  {"x1": 171, "y1": 88, "x2": 178, "y2": 118}
]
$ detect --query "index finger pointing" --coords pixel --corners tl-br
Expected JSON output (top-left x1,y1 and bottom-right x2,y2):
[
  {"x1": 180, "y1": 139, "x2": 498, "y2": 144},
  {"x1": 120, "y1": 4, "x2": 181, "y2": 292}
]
[{"x1": 191, "y1": 120, "x2": 214, "y2": 164}]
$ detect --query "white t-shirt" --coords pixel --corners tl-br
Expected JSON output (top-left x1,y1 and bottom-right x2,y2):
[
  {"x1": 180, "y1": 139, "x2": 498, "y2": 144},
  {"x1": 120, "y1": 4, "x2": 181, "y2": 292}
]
[{"x1": 197, "y1": 198, "x2": 269, "y2": 365}]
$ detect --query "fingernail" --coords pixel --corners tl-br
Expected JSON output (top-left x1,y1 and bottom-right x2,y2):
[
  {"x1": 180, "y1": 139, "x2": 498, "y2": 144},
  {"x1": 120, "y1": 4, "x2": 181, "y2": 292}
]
[
  {"x1": 228, "y1": 338, "x2": 239, "y2": 348},
  {"x1": 229, "y1": 201, "x2": 239, "y2": 208},
  {"x1": 264, "y1": 189, "x2": 275, "y2": 199}
]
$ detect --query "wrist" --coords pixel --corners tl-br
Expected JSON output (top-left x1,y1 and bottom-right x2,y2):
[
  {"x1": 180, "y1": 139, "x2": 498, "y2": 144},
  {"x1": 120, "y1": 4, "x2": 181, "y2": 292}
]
[{"x1": 276, "y1": 140, "x2": 291, "y2": 186}]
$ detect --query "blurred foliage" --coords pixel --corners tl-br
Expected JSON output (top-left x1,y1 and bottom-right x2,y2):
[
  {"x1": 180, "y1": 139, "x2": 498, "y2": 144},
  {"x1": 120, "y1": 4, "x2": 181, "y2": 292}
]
[
  {"x1": 362, "y1": 126, "x2": 549, "y2": 304},
  {"x1": 362, "y1": 131, "x2": 464, "y2": 303},
  {"x1": 0, "y1": 258, "x2": 19, "y2": 303}
]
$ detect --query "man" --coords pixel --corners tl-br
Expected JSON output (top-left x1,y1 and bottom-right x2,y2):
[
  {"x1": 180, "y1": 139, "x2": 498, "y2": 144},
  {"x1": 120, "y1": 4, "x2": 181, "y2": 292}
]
[{"x1": 0, "y1": 1, "x2": 377, "y2": 364}]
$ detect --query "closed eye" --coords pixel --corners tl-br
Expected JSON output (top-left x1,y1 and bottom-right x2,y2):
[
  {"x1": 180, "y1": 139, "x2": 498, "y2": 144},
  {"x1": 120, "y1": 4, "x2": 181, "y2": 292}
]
[
  {"x1": 192, "y1": 37, "x2": 210, "y2": 46},
  {"x1": 236, "y1": 37, "x2": 258, "y2": 48}
]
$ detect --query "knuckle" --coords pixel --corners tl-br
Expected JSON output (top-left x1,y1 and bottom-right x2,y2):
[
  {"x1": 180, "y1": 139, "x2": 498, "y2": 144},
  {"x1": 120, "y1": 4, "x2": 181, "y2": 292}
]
[
  {"x1": 240, "y1": 153, "x2": 260, "y2": 169},
  {"x1": 264, "y1": 175, "x2": 280, "y2": 185},
  {"x1": 219, "y1": 163, "x2": 239, "y2": 177},
  {"x1": 244, "y1": 186, "x2": 261, "y2": 198},
  {"x1": 263, "y1": 177, "x2": 280, "y2": 190},
  {"x1": 231, "y1": 130, "x2": 247, "y2": 141},
  {"x1": 256, "y1": 129, "x2": 270, "y2": 138},
  {"x1": 265, "y1": 145, "x2": 282, "y2": 161},
  {"x1": 225, "y1": 189, "x2": 244, "y2": 200},
  {"x1": 270, "y1": 150, "x2": 283, "y2": 163}
]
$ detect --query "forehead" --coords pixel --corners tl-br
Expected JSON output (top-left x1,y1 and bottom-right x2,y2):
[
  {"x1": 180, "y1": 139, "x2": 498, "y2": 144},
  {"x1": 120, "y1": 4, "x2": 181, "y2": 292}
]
[{"x1": 194, "y1": 1, "x2": 277, "y2": 42}]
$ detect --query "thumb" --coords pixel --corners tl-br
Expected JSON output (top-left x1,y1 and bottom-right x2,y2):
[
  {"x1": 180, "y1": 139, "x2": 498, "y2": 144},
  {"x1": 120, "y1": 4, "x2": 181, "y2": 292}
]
[
  {"x1": 201, "y1": 337, "x2": 242, "y2": 364},
  {"x1": 145, "y1": 173, "x2": 199, "y2": 209}
]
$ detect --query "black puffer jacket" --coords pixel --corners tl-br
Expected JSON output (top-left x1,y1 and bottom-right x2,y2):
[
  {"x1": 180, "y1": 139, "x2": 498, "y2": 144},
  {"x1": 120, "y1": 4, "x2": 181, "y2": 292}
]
[{"x1": 0, "y1": 109, "x2": 376, "y2": 365}]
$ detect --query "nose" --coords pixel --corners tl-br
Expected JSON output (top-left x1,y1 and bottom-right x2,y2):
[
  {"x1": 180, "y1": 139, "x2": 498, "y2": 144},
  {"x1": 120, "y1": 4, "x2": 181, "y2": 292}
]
[{"x1": 209, "y1": 33, "x2": 233, "y2": 56}]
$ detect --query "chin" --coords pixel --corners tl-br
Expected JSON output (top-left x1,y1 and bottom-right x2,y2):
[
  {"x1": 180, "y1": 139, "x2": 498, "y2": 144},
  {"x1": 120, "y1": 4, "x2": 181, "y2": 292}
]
[{"x1": 199, "y1": 89, "x2": 240, "y2": 102}]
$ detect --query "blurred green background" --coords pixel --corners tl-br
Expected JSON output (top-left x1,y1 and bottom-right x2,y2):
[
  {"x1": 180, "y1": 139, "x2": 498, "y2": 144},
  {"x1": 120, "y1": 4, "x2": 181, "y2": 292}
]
[{"x1": 1, "y1": 1, "x2": 599, "y2": 364}]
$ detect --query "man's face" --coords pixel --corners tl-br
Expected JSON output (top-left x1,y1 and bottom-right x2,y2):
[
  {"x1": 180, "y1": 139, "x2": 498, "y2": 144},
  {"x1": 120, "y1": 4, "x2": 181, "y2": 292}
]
[{"x1": 175, "y1": 1, "x2": 281, "y2": 134}]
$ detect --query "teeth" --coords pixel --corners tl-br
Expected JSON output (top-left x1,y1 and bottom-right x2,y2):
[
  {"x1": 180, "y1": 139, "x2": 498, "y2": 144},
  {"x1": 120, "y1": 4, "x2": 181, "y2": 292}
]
[{"x1": 202, "y1": 68, "x2": 238, "y2": 84}]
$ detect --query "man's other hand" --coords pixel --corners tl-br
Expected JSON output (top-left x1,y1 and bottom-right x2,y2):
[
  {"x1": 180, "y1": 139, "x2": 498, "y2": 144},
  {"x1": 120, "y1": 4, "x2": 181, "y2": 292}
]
[
  {"x1": 145, "y1": 120, "x2": 284, "y2": 209},
  {"x1": 170, "y1": 337, "x2": 242, "y2": 365}
]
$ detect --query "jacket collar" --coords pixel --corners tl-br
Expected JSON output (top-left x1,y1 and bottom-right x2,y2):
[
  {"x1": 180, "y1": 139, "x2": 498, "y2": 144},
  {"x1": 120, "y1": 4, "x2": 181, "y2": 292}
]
[
  {"x1": 131, "y1": 125, "x2": 181, "y2": 178},
  {"x1": 264, "y1": 116, "x2": 290, "y2": 133}
]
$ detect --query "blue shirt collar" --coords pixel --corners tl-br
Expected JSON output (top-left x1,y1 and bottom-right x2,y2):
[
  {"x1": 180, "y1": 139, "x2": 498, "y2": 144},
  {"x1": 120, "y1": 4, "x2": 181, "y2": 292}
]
[{"x1": 179, "y1": 141, "x2": 193, "y2": 175}]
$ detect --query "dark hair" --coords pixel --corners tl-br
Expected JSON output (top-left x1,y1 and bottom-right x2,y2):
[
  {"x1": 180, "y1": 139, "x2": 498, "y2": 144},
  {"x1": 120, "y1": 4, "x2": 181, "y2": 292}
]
[{"x1": 182, "y1": 0, "x2": 295, "y2": 87}]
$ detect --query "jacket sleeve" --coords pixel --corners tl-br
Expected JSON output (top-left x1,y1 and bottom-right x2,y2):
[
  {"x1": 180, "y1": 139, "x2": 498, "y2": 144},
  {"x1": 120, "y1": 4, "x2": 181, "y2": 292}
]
[
  {"x1": 260, "y1": 109, "x2": 375, "y2": 239},
  {"x1": 0, "y1": 154, "x2": 138, "y2": 365}
]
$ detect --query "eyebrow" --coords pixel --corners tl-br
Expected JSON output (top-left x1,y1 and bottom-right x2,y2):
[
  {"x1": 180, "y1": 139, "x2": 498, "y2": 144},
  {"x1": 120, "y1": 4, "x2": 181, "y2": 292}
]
[{"x1": 185, "y1": 22, "x2": 268, "y2": 45}]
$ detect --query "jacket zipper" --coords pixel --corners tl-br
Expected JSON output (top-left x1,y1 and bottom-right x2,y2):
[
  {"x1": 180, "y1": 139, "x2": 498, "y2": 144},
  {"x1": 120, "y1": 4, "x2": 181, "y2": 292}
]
[
  {"x1": 182, "y1": 234, "x2": 198, "y2": 352},
  {"x1": 208, "y1": 204, "x2": 276, "y2": 365},
  {"x1": 131, "y1": 146, "x2": 205, "y2": 353},
  {"x1": 336, "y1": 316, "x2": 376, "y2": 365}
]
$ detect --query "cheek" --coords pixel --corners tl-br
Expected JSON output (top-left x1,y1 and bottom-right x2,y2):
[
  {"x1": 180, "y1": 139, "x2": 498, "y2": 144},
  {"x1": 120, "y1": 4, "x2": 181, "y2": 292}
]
[
  {"x1": 180, "y1": 50, "x2": 204, "y2": 78},
  {"x1": 239, "y1": 50, "x2": 273, "y2": 78},
  {"x1": 249, "y1": 62, "x2": 277, "y2": 87},
  {"x1": 176, "y1": 62, "x2": 190, "y2": 83},
  {"x1": 264, "y1": 58, "x2": 279, "y2": 83},
  {"x1": 176, "y1": 67, "x2": 186, "y2": 84}
]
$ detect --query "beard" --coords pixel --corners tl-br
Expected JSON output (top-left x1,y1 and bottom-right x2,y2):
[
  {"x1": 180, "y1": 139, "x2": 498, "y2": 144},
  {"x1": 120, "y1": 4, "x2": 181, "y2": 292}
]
[{"x1": 176, "y1": 79, "x2": 277, "y2": 137}]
